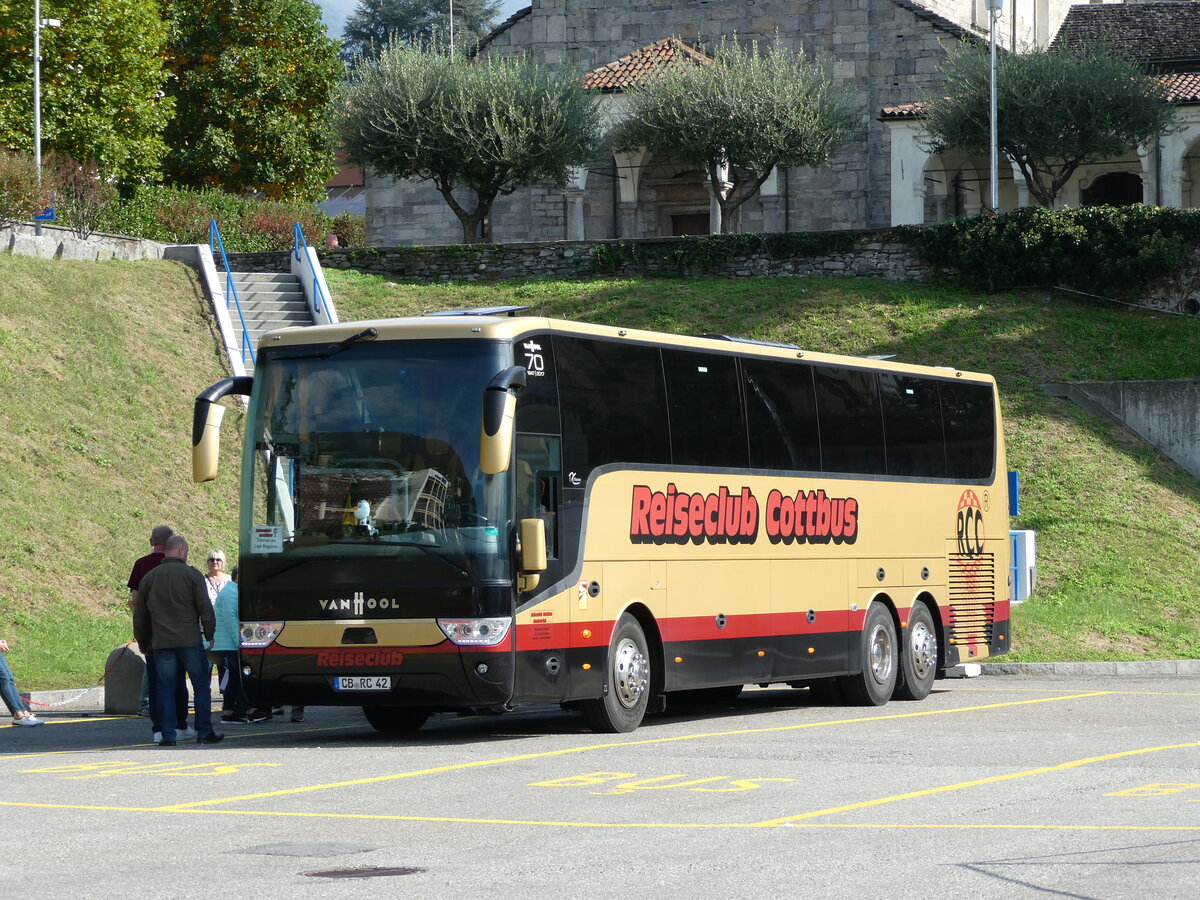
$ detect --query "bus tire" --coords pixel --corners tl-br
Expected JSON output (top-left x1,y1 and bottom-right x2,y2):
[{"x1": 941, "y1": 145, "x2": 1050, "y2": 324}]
[
  {"x1": 581, "y1": 615, "x2": 651, "y2": 733},
  {"x1": 363, "y1": 706, "x2": 430, "y2": 733},
  {"x1": 840, "y1": 602, "x2": 897, "y2": 706},
  {"x1": 893, "y1": 602, "x2": 938, "y2": 701}
]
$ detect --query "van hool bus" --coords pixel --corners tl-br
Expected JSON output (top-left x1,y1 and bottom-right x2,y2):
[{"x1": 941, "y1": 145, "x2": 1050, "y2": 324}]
[{"x1": 192, "y1": 307, "x2": 1009, "y2": 733}]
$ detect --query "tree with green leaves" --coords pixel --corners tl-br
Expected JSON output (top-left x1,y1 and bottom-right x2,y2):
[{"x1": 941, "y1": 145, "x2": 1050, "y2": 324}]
[
  {"x1": 162, "y1": 0, "x2": 343, "y2": 200},
  {"x1": 922, "y1": 41, "x2": 1177, "y2": 209},
  {"x1": 340, "y1": 0, "x2": 500, "y2": 62},
  {"x1": 341, "y1": 43, "x2": 601, "y2": 243},
  {"x1": 610, "y1": 38, "x2": 855, "y2": 234},
  {"x1": 0, "y1": 0, "x2": 171, "y2": 182}
]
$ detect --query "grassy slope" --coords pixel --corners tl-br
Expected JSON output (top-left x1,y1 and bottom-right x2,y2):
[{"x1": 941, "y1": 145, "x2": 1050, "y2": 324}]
[
  {"x1": 1, "y1": 259, "x2": 1198, "y2": 690},
  {"x1": 0, "y1": 256, "x2": 243, "y2": 688}
]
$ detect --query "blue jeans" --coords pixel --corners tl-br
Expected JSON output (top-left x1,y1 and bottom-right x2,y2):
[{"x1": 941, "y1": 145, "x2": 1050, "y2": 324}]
[
  {"x1": 146, "y1": 650, "x2": 189, "y2": 733},
  {"x1": 152, "y1": 644, "x2": 214, "y2": 740},
  {"x1": 0, "y1": 651, "x2": 29, "y2": 716}
]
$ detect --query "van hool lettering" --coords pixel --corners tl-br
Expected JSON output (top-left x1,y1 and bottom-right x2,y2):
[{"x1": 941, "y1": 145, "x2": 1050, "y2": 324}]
[
  {"x1": 318, "y1": 592, "x2": 401, "y2": 615},
  {"x1": 629, "y1": 484, "x2": 858, "y2": 546}
]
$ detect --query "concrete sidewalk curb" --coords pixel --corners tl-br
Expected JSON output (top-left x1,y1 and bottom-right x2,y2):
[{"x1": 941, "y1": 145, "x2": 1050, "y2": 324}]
[
  {"x1": 25, "y1": 661, "x2": 1200, "y2": 713},
  {"x1": 981, "y1": 660, "x2": 1200, "y2": 676}
]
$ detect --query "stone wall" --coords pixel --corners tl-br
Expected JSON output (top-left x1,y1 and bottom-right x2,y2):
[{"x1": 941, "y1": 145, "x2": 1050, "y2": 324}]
[
  {"x1": 1, "y1": 222, "x2": 168, "y2": 261},
  {"x1": 224, "y1": 230, "x2": 933, "y2": 282}
]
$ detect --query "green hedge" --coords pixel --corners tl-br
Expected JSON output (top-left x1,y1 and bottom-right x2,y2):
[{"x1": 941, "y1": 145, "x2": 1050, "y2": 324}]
[
  {"x1": 86, "y1": 185, "x2": 365, "y2": 252},
  {"x1": 898, "y1": 205, "x2": 1200, "y2": 293}
]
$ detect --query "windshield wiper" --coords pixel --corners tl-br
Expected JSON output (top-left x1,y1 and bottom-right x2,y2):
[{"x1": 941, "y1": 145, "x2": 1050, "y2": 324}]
[
  {"x1": 322, "y1": 327, "x2": 378, "y2": 358},
  {"x1": 393, "y1": 542, "x2": 471, "y2": 580}
]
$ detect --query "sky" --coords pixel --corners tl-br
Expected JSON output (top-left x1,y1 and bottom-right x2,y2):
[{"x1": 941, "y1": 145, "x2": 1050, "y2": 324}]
[{"x1": 314, "y1": 0, "x2": 528, "y2": 41}]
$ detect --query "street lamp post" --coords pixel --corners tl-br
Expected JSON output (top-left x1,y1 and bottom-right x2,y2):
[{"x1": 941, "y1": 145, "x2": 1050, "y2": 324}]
[
  {"x1": 32, "y1": 0, "x2": 60, "y2": 235},
  {"x1": 985, "y1": 0, "x2": 1002, "y2": 211}
]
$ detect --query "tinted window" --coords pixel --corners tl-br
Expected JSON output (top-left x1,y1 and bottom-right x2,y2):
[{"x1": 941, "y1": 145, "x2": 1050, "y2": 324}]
[
  {"x1": 814, "y1": 367, "x2": 885, "y2": 475},
  {"x1": 513, "y1": 333, "x2": 560, "y2": 435},
  {"x1": 880, "y1": 373, "x2": 947, "y2": 478},
  {"x1": 941, "y1": 380, "x2": 995, "y2": 479},
  {"x1": 662, "y1": 349, "x2": 746, "y2": 467},
  {"x1": 553, "y1": 336, "x2": 670, "y2": 478},
  {"x1": 743, "y1": 359, "x2": 821, "y2": 471}
]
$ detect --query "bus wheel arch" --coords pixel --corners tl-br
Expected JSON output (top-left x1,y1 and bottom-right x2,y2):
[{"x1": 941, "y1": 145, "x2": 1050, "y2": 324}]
[
  {"x1": 580, "y1": 605, "x2": 659, "y2": 733},
  {"x1": 893, "y1": 595, "x2": 939, "y2": 701},
  {"x1": 840, "y1": 596, "x2": 899, "y2": 706}
]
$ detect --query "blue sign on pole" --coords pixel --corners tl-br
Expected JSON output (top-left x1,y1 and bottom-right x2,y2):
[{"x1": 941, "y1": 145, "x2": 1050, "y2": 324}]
[{"x1": 33, "y1": 207, "x2": 55, "y2": 221}]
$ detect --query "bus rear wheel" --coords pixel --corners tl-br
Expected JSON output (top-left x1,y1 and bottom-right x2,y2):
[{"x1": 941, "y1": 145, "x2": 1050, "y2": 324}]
[
  {"x1": 581, "y1": 615, "x2": 651, "y2": 733},
  {"x1": 363, "y1": 706, "x2": 430, "y2": 733},
  {"x1": 840, "y1": 602, "x2": 897, "y2": 706},
  {"x1": 893, "y1": 602, "x2": 938, "y2": 701}
]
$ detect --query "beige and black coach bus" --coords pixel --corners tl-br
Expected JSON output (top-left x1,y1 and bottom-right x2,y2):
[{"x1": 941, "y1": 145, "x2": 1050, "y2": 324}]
[{"x1": 193, "y1": 307, "x2": 1009, "y2": 734}]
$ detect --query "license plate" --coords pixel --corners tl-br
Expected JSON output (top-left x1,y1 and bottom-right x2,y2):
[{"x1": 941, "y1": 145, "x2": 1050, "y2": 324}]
[{"x1": 332, "y1": 675, "x2": 392, "y2": 691}]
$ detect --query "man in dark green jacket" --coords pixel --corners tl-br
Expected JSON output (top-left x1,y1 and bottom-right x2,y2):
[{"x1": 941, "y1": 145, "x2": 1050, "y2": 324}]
[{"x1": 133, "y1": 535, "x2": 223, "y2": 746}]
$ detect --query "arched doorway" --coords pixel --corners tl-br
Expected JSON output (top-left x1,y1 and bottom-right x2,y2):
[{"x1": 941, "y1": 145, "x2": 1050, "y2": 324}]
[{"x1": 1081, "y1": 172, "x2": 1143, "y2": 206}]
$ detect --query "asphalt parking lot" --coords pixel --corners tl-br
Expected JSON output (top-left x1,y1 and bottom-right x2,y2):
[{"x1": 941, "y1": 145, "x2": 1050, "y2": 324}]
[{"x1": 2, "y1": 673, "x2": 1198, "y2": 899}]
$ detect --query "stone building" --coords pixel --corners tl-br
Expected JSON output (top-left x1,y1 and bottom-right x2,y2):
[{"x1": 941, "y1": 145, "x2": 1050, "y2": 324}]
[
  {"x1": 885, "y1": 0, "x2": 1200, "y2": 223},
  {"x1": 363, "y1": 0, "x2": 1198, "y2": 245}
]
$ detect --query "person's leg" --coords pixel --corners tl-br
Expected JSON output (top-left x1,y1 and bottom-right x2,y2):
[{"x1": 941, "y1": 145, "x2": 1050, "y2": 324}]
[
  {"x1": 145, "y1": 650, "x2": 162, "y2": 733},
  {"x1": 152, "y1": 650, "x2": 180, "y2": 741},
  {"x1": 223, "y1": 651, "x2": 251, "y2": 715},
  {"x1": 0, "y1": 652, "x2": 28, "y2": 717},
  {"x1": 181, "y1": 644, "x2": 214, "y2": 738},
  {"x1": 138, "y1": 666, "x2": 150, "y2": 716},
  {"x1": 175, "y1": 665, "x2": 189, "y2": 732}
]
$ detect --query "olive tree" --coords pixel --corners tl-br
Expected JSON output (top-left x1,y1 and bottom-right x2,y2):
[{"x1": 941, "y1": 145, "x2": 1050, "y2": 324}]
[
  {"x1": 922, "y1": 41, "x2": 1177, "y2": 209},
  {"x1": 341, "y1": 44, "x2": 601, "y2": 243},
  {"x1": 611, "y1": 38, "x2": 855, "y2": 234}
]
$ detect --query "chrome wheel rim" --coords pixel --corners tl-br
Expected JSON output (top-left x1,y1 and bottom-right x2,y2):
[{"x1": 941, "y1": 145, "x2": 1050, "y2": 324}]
[
  {"x1": 909, "y1": 621, "x2": 937, "y2": 680},
  {"x1": 613, "y1": 637, "x2": 648, "y2": 708},
  {"x1": 868, "y1": 623, "x2": 894, "y2": 686}
]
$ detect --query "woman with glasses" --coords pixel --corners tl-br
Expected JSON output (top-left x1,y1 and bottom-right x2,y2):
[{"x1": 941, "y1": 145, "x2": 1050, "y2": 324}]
[{"x1": 203, "y1": 549, "x2": 232, "y2": 606}]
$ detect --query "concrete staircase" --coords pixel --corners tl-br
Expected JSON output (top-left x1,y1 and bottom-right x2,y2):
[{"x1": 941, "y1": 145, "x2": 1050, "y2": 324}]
[{"x1": 220, "y1": 272, "x2": 311, "y2": 374}]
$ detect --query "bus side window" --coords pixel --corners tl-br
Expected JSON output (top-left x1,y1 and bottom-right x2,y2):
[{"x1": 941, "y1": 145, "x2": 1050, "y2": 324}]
[
  {"x1": 662, "y1": 349, "x2": 746, "y2": 468},
  {"x1": 813, "y1": 366, "x2": 886, "y2": 475},
  {"x1": 941, "y1": 381, "x2": 996, "y2": 480},
  {"x1": 743, "y1": 359, "x2": 821, "y2": 472},
  {"x1": 879, "y1": 373, "x2": 947, "y2": 478}
]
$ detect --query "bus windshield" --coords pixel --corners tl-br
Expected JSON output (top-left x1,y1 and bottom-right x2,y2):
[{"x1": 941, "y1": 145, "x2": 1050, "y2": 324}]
[{"x1": 243, "y1": 339, "x2": 511, "y2": 583}]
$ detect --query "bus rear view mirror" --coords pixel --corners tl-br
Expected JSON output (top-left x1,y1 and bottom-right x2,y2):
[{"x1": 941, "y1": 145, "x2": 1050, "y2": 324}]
[
  {"x1": 480, "y1": 365, "x2": 527, "y2": 474},
  {"x1": 192, "y1": 376, "x2": 253, "y2": 482},
  {"x1": 519, "y1": 517, "x2": 548, "y2": 573}
]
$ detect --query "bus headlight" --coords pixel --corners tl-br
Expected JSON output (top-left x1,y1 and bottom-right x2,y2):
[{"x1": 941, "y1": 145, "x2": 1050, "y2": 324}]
[
  {"x1": 437, "y1": 617, "x2": 512, "y2": 646},
  {"x1": 240, "y1": 621, "x2": 284, "y2": 648}
]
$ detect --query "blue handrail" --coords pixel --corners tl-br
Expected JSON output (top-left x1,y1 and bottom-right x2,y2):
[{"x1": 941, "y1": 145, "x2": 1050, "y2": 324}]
[
  {"x1": 208, "y1": 220, "x2": 256, "y2": 366},
  {"x1": 293, "y1": 223, "x2": 327, "y2": 321}
]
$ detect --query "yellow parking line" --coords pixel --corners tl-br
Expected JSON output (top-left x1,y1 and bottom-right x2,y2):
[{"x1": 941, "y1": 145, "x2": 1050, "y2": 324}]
[
  {"x1": 756, "y1": 741, "x2": 1200, "y2": 825},
  {"x1": 2, "y1": 800, "x2": 1200, "y2": 832},
  {"x1": 160, "y1": 691, "x2": 1112, "y2": 811},
  {"x1": 0, "y1": 724, "x2": 354, "y2": 761}
]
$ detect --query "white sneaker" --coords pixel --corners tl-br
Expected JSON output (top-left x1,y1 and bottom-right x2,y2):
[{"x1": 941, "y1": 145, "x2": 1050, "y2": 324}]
[
  {"x1": 152, "y1": 731, "x2": 163, "y2": 743},
  {"x1": 177, "y1": 725, "x2": 197, "y2": 740},
  {"x1": 14, "y1": 715, "x2": 43, "y2": 727}
]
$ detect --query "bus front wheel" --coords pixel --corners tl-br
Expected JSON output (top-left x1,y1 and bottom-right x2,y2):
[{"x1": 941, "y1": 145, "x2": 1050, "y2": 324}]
[
  {"x1": 581, "y1": 615, "x2": 651, "y2": 733},
  {"x1": 893, "y1": 602, "x2": 938, "y2": 701},
  {"x1": 363, "y1": 706, "x2": 430, "y2": 733},
  {"x1": 840, "y1": 602, "x2": 897, "y2": 706}
]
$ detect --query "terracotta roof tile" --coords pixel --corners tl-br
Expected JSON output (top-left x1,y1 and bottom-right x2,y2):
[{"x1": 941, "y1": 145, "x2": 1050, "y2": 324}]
[{"x1": 582, "y1": 37, "x2": 712, "y2": 93}]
